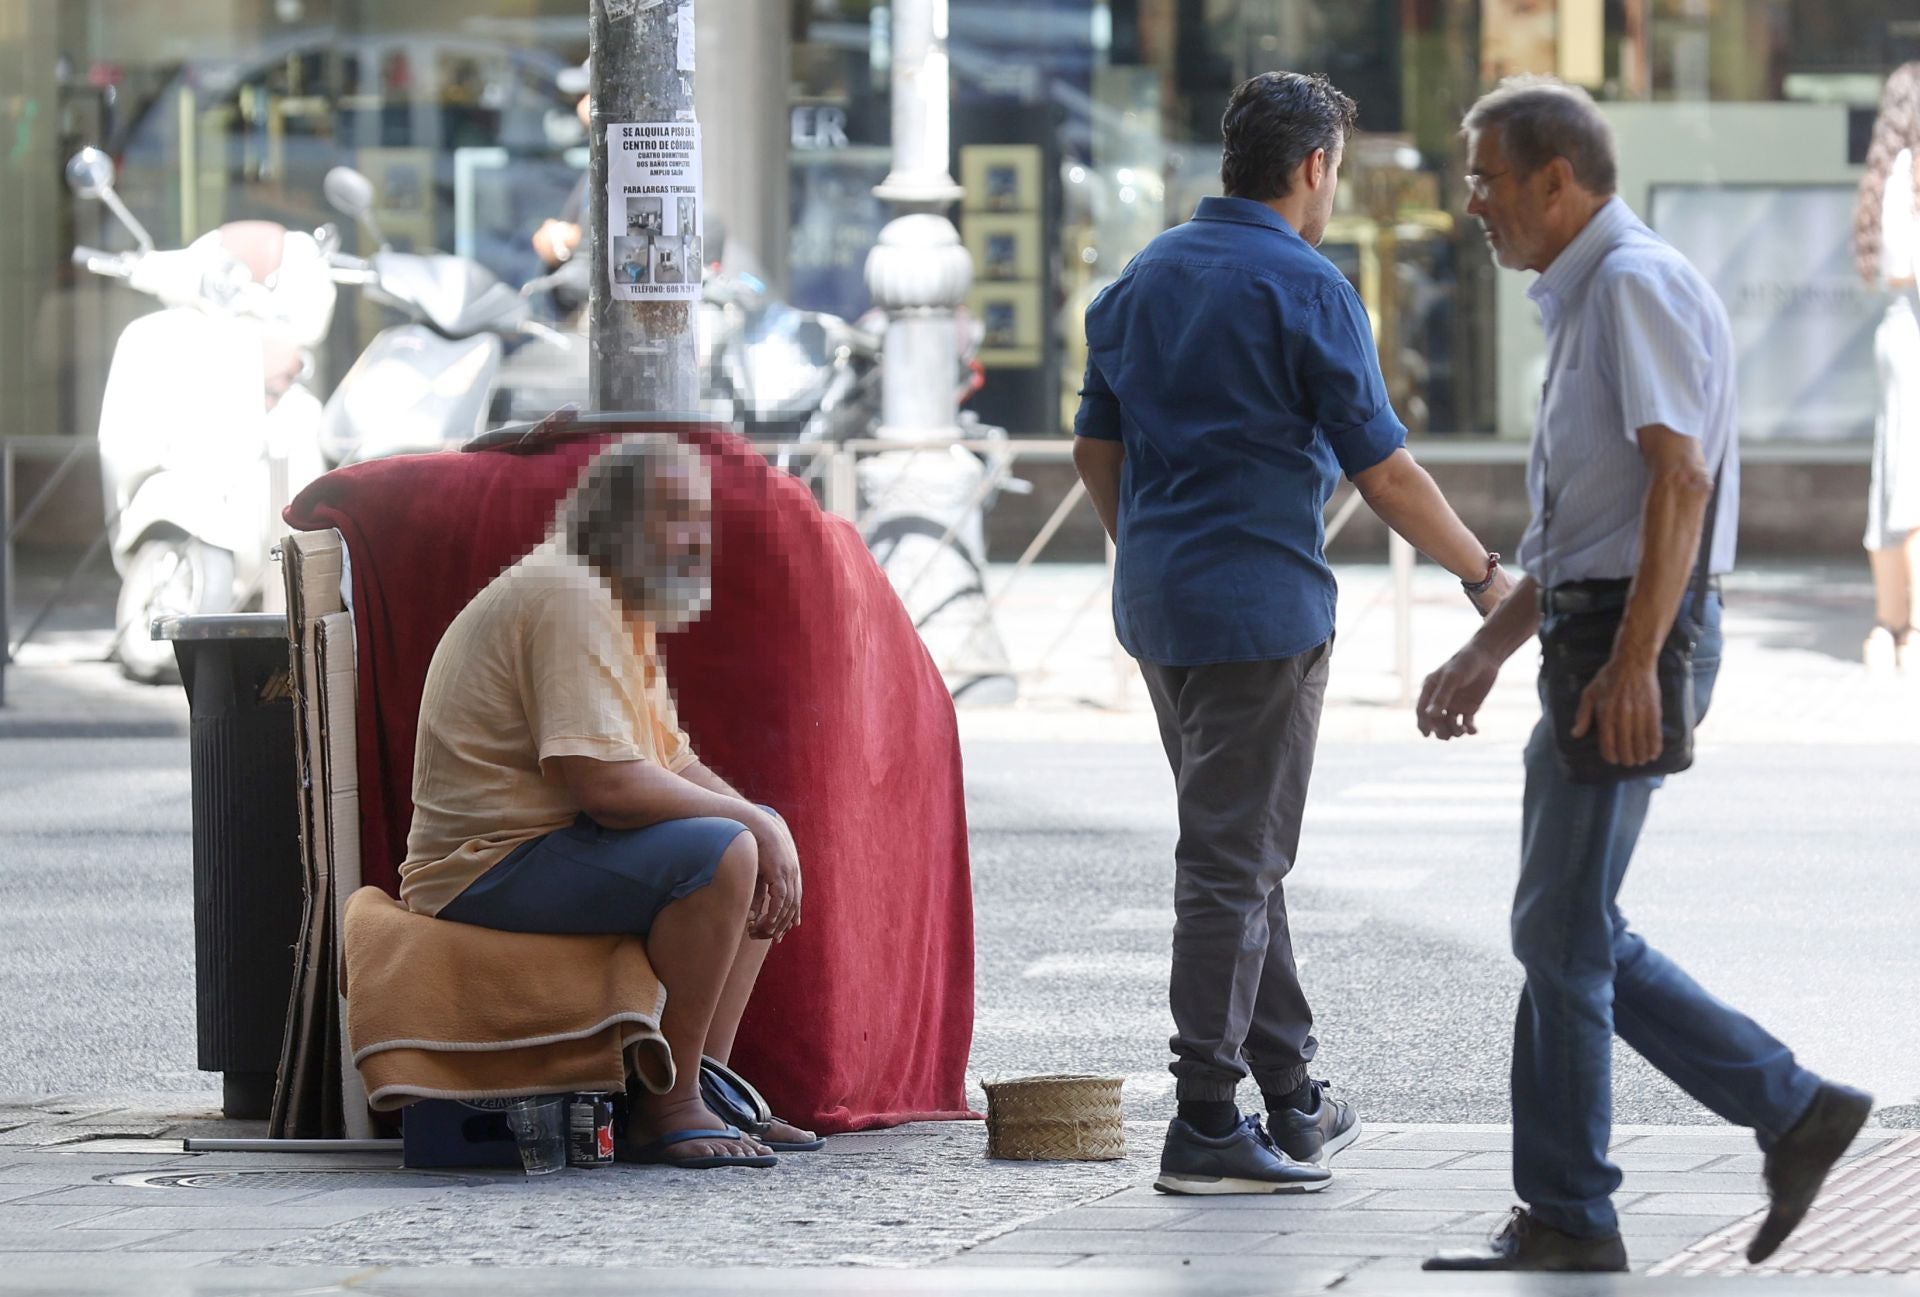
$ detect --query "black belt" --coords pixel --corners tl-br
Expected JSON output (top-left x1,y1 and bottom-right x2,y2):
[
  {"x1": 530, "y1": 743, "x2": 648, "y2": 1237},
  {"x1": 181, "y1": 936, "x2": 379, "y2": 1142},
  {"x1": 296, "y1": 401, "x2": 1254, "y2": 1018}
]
[{"x1": 1541, "y1": 576, "x2": 1722, "y2": 617}]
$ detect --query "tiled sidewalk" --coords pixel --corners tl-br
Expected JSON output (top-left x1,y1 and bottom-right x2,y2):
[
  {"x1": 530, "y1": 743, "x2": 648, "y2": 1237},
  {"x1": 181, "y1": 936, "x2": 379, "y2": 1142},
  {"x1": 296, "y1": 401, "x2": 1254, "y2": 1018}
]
[
  {"x1": 942, "y1": 1123, "x2": 1907, "y2": 1280},
  {"x1": 1655, "y1": 1134, "x2": 1920, "y2": 1277},
  {"x1": 4, "y1": 1096, "x2": 1910, "y2": 1285}
]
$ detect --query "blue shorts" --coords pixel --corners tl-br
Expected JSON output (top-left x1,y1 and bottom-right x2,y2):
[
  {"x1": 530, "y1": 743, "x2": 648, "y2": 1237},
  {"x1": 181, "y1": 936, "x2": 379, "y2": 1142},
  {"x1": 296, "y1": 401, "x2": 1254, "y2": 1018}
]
[{"x1": 438, "y1": 806, "x2": 775, "y2": 938}]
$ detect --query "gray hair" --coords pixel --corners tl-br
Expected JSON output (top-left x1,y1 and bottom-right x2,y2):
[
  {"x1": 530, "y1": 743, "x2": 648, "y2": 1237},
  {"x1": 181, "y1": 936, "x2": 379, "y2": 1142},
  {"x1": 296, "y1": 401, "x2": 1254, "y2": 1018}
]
[
  {"x1": 556, "y1": 434, "x2": 707, "y2": 573},
  {"x1": 1463, "y1": 75, "x2": 1617, "y2": 196}
]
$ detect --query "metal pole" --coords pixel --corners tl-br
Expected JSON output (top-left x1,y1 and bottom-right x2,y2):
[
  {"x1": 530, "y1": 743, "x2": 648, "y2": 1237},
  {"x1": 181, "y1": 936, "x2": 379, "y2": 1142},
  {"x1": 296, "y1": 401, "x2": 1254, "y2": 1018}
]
[
  {"x1": 868, "y1": 0, "x2": 967, "y2": 438},
  {"x1": 692, "y1": 0, "x2": 790, "y2": 294},
  {"x1": 875, "y1": 0, "x2": 964, "y2": 211},
  {"x1": 863, "y1": 0, "x2": 1016, "y2": 703},
  {"x1": 590, "y1": 0, "x2": 701, "y2": 415},
  {"x1": 826, "y1": 447, "x2": 859, "y2": 522}
]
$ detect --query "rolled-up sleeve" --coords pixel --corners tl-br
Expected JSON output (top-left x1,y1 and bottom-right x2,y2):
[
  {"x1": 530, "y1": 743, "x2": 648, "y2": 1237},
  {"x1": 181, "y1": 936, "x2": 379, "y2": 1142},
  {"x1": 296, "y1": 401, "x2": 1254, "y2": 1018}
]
[
  {"x1": 1606, "y1": 268, "x2": 1712, "y2": 444},
  {"x1": 1073, "y1": 354, "x2": 1123, "y2": 442},
  {"x1": 1299, "y1": 281, "x2": 1407, "y2": 477}
]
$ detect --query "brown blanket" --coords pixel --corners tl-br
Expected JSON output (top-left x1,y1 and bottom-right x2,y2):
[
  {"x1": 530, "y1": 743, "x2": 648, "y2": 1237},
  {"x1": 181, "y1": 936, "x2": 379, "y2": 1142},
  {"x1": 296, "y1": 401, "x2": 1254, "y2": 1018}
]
[{"x1": 341, "y1": 887, "x2": 674, "y2": 1111}]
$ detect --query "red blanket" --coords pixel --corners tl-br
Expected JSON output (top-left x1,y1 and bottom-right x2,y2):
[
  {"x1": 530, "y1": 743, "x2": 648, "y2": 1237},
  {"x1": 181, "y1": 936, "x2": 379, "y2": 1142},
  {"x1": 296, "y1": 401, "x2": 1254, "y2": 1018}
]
[{"x1": 285, "y1": 422, "x2": 976, "y2": 1133}]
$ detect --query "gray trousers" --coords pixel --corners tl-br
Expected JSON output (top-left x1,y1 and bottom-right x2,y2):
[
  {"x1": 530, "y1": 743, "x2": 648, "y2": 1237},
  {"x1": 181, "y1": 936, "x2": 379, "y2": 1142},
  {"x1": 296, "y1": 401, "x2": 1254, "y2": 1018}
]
[{"x1": 1139, "y1": 640, "x2": 1331, "y2": 1103}]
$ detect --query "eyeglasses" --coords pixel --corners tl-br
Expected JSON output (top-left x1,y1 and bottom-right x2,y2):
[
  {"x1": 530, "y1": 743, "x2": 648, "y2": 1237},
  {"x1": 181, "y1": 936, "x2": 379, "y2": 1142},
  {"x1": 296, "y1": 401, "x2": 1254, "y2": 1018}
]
[{"x1": 1464, "y1": 169, "x2": 1510, "y2": 200}]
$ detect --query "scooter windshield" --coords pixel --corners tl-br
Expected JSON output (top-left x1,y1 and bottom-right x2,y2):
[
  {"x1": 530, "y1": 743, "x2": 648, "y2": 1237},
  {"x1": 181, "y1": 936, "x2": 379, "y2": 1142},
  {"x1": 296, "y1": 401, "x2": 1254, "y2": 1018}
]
[
  {"x1": 740, "y1": 305, "x2": 834, "y2": 416},
  {"x1": 373, "y1": 252, "x2": 527, "y2": 338}
]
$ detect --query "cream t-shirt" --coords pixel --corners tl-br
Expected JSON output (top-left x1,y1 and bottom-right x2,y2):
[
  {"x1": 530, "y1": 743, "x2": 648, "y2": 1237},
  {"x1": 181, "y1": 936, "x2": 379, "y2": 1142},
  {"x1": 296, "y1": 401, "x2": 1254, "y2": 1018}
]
[{"x1": 399, "y1": 539, "x2": 696, "y2": 916}]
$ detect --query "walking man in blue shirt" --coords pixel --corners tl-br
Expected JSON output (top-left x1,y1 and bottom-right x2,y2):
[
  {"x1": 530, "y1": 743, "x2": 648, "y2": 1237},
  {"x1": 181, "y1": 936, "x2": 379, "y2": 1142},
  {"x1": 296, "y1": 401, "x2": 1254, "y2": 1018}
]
[
  {"x1": 1073, "y1": 71, "x2": 1515, "y2": 1194},
  {"x1": 1418, "y1": 77, "x2": 1872, "y2": 1271}
]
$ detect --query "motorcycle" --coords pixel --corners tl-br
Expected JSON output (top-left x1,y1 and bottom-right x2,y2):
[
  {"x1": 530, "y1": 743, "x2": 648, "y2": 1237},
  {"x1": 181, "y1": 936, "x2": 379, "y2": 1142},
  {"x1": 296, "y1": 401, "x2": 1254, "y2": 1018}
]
[
  {"x1": 318, "y1": 166, "x2": 575, "y2": 464},
  {"x1": 67, "y1": 147, "x2": 339, "y2": 683},
  {"x1": 699, "y1": 269, "x2": 882, "y2": 468},
  {"x1": 699, "y1": 269, "x2": 1024, "y2": 701}
]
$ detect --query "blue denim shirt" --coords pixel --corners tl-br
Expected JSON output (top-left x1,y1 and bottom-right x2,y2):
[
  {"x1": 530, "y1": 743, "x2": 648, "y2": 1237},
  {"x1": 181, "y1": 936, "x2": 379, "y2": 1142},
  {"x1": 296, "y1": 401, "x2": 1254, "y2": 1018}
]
[{"x1": 1075, "y1": 197, "x2": 1408, "y2": 666}]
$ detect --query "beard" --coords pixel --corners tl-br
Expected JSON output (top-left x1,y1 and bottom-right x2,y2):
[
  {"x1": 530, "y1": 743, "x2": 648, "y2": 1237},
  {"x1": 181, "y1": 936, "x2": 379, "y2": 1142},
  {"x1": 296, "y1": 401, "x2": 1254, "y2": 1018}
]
[
  {"x1": 640, "y1": 568, "x2": 713, "y2": 631},
  {"x1": 611, "y1": 557, "x2": 712, "y2": 631}
]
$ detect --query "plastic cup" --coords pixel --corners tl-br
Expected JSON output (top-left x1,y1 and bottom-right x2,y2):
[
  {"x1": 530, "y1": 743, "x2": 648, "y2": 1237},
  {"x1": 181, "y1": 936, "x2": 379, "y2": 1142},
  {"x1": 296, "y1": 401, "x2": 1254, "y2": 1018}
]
[{"x1": 504, "y1": 1095, "x2": 568, "y2": 1176}]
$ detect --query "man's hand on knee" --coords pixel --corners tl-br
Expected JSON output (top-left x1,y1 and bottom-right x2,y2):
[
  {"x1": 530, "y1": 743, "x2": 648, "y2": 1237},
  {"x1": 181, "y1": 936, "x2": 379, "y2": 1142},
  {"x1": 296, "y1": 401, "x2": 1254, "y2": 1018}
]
[{"x1": 746, "y1": 812, "x2": 802, "y2": 941}]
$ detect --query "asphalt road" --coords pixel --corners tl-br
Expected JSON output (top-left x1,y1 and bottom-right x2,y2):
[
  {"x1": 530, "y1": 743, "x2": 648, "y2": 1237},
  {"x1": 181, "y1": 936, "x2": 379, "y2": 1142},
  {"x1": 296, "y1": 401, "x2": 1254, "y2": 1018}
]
[
  {"x1": 2, "y1": 726, "x2": 1915, "y2": 1132},
  {"x1": 961, "y1": 734, "x2": 1920, "y2": 1128}
]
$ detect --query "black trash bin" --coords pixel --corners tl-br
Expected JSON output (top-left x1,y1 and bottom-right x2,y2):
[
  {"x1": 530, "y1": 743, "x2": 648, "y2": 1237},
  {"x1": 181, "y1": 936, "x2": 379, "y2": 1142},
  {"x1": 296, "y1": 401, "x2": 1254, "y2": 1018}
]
[{"x1": 154, "y1": 612, "x2": 304, "y2": 1119}]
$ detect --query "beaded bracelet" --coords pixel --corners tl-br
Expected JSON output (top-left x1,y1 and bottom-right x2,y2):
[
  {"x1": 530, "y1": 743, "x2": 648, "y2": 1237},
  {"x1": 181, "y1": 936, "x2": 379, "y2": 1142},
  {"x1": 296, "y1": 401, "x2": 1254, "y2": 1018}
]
[{"x1": 1462, "y1": 554, "x2": 1502, "y2": 596}]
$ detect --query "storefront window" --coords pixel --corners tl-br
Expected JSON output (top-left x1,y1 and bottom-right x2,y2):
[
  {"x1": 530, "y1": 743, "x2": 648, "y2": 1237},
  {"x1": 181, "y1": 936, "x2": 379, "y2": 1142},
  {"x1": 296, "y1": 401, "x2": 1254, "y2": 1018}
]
[
  {"x1": 0, "y1": 0, "x2": 590, "y2": 455},
  {"x1": 5, "y1": 0, "x2": 1918, "y2": 469},
  {"x1": 781, "y1": 1, "x2": 1920, "y2": 442}
]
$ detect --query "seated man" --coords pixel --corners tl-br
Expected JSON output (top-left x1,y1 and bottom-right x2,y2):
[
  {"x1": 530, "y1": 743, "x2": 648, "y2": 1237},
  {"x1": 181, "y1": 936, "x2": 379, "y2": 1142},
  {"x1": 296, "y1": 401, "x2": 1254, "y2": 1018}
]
[{"x1": 398, "y1": 435, "x2": 815, "y2": 1167}]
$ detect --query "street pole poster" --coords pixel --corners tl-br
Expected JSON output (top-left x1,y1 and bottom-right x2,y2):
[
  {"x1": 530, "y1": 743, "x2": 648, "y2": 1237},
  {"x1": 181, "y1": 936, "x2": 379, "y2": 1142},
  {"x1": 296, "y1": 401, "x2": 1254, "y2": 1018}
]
[{"x1": 606, "y1": 121, "x2": 702, "y2": 301}]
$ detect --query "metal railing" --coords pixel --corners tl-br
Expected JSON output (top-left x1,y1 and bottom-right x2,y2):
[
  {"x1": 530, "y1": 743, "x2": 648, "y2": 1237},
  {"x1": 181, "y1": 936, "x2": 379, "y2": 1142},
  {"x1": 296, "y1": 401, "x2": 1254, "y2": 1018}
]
[
  {"x1": 750, "y1": 435, "x2": 1877, "y2": 710},
  {"x1": 1, "y1": 431, "x2": 1878, "y2": 714},
  {"x1": 2, "y1": 437, "x2": 106, "y2": 706},
  {"x1": 757, "y1": 436, "x2": 1424, "y2": 709}
]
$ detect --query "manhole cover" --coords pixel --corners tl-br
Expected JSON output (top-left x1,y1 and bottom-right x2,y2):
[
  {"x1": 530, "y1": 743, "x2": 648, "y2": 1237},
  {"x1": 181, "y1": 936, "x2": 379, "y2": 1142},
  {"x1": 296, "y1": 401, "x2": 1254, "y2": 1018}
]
[
  {"x1": 108, "y1": 1169, "x2": 489, "y2": 1191},
  {"x1": 1650, "y1": 1134, "x2": 1920, "y2": 1276}
]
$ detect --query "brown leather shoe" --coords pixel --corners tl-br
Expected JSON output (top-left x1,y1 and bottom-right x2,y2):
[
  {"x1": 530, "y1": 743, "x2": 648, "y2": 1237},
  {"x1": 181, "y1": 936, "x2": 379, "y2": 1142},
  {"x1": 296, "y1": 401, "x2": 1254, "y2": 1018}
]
[
  {"x1": 1748, "y1": 1082, "x2": 1874, "y2": 1264},
  {"x1": 1424, "y1": 1208, "x2": 1628, "y2": 1272}
]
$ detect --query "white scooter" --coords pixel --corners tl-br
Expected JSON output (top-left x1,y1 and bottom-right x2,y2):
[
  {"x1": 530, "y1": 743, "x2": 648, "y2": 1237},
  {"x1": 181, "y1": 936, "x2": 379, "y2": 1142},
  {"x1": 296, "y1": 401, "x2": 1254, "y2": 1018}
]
[
  {"x1": 67, "y1": 147, "x2": 339, "y2": 682},
  {"x1": 318, "y1": 166, "x2": 574, "y2": 463}
]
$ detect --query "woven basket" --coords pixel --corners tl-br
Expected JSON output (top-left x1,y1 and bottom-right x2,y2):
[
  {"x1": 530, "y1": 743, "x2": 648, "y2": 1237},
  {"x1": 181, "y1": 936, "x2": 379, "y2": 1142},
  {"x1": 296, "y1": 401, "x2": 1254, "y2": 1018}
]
[{"x1": 982, "y1": 1073, "x2": 1126, "y2": 1161}]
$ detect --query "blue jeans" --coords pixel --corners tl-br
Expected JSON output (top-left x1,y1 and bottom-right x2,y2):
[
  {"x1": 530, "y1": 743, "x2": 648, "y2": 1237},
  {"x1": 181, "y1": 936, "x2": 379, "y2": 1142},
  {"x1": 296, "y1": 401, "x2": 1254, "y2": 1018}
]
[{"x1": 1512, "y1": 593, "x2": 1822, "y2": 1239}]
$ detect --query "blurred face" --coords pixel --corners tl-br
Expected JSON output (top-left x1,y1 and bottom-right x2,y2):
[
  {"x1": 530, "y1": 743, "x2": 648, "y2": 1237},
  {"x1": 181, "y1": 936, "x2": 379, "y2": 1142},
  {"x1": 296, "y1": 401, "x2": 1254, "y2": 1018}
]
[
  {"x1": 576, "y1": 93, "x2": 592, "y2": 132},
  {"x1": 617, "y1": 460, "x2": 713, "y2": 629}
]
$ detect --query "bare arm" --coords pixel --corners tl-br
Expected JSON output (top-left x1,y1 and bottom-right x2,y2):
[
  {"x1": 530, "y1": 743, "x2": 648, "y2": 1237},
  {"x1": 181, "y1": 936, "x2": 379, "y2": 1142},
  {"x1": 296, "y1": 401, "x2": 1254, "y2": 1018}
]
[
  {"x1": 1467, "y1": 573, "x2": 1544, "y2": 664},
  {"x1": 1616, "y1": 425, "x2": 1714, "y2": 665},
  {"x1": 1073, "y1": 435, "x2": 1125, "y2": 543},
  {"x1": 551, "y1": 755, "x2": 800, "y2": 939},
  {"x1": 1415, "y1": 573, "x2": 1542, "y2": 741},
  {"x1": 1571, "y1": 424, "x2": 1714, "y2": 767},
  {"x1": 1351, "y1": 448, "x2": 1500, "y2": 587},
  {"x1": 532, "y1": 219, "x2": 582, "y2": 266},
  {"x1": 551, "y1": 754, "x2": 763, "y2": 832},
  {"x1": 676, "y1": 757, "x2": 751, "y2": 804}
]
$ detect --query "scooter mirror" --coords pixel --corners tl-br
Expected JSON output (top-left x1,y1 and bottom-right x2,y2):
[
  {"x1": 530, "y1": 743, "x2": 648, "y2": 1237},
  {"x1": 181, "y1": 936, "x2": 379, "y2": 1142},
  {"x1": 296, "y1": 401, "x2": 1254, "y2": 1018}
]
[
  {"x1": 323, "y1": 167, "x2": 377, "y2": 220},
  {"x1": 66, "y1": 148, "x2": 116, "y2": 199}
]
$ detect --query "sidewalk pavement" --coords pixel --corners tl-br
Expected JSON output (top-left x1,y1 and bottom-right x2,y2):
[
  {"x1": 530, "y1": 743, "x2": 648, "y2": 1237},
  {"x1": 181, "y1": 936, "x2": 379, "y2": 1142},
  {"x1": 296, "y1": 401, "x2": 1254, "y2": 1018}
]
[
  {"x1": 3, "y1": 1095, "x2": 1917, "y2": 1291},
  {"x1": 6, "y1": 558, "x2": 1918, "y2": 1289}
]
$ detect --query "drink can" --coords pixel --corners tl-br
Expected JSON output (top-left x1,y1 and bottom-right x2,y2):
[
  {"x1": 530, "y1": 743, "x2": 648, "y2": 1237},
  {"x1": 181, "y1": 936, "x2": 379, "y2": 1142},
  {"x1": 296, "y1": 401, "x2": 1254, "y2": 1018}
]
[{"x1": 567, "y1": 1092, "x2": 615, "y2": 1167}]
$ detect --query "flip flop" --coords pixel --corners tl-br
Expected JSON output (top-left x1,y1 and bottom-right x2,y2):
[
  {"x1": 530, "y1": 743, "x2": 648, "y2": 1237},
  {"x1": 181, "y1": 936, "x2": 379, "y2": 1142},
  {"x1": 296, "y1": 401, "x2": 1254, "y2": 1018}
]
[
  {"x1": 700, "y1": 1056, "x2": 827, "y2": 1152},
  {"x1": 622, "y1": 1124, "x2": 777, "y2": 1170}
]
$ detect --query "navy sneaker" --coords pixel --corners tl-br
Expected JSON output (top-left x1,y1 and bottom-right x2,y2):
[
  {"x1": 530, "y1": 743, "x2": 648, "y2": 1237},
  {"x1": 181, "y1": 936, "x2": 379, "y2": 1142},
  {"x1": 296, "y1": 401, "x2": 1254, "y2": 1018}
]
[
  {"x1": 1270, "y1": 1080, "x2": 1360, "y2": 1167},
  {"x1": 1153, "y1": 1113, "x2": 1332, "y2": 1196}
]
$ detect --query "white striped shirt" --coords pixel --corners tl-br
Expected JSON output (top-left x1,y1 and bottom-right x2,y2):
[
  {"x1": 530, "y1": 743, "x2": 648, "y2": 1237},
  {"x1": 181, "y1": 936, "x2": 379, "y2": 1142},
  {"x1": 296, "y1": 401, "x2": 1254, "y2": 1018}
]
[{"x1": 1517, "y1": 197, "x2": 1740, "y2": 585}]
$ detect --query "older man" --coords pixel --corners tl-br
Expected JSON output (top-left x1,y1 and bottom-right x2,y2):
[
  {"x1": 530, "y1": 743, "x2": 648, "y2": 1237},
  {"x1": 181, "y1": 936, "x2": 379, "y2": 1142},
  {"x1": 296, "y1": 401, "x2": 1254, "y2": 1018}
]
[
  {"x1": 1073, "y1": 70, "x2": 1514, "y2": 1195},
  {"x1": 1418, "y1": 77, "x2": 1871, "y2": 1271},
  {"x1": 399, "y1": 435, "x2": 815, "y2": 1169}
]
